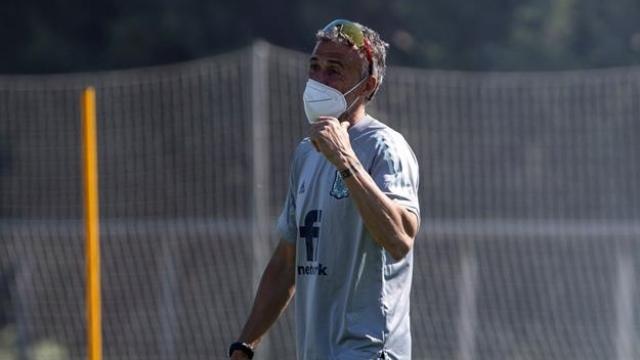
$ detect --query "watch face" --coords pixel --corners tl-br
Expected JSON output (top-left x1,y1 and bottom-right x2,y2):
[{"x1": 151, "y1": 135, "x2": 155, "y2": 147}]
[{"x1": 340, "y1": 167, "x2": 355, "y2": 178}]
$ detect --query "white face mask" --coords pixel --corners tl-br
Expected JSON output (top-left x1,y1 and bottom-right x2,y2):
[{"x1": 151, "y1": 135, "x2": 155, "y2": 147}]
[{"x1": 302, "y1": 77, "x2": 368, "y2": 123}]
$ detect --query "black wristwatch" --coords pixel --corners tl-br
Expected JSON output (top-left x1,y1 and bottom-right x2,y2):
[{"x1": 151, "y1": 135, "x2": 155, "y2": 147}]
[
  {"x1": 228, "y1": 342, "x2": 254, "y2": 359},
  {"x1": 339, "y1": 166, "x2": 357, "y2": 179}
]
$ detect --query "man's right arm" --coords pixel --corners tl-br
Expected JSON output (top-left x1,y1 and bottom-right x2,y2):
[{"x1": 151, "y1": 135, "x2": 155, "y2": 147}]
[{"x1": 230, "y1": 239, "x2": 296, "y2": 359}]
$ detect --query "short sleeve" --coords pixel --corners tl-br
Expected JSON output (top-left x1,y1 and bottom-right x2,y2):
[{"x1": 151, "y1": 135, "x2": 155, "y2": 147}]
[
  {"x1": 276, "y1": 154, "x2": 299, "y2": 244},
  {"x1": 369, "y1": 132, "x2": 420, "y2": 218},
  {"x1": 276, "y1": 185, "x2": 297, "y2": 244}
]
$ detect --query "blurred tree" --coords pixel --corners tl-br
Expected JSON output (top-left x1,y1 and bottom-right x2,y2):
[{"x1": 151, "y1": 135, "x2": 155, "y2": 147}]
[
  {"x1": 1, "y1": 0, "x2": 640, "y2": 73},
  {"x1": 388, "y1": 0, "x2": 518, "y2": 69},
  {"x1": 487, "y1": 0, "x2": 640, "y2": 69},
  {"x1": 0, "y1": 0, "x2": 118, "y2": 73}
]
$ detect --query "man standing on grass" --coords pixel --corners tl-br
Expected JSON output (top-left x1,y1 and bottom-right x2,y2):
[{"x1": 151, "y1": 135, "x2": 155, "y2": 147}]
[{"x1": 229, "y1": 19, "x2": 420, "y2": 360}]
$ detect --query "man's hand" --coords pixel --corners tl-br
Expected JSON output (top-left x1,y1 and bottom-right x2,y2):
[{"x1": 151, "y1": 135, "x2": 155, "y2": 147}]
[
  {"x1": 309, "y1": 116, "x2": 356, "y2": 169},
  {"x1": 230, "y1": 350, "x2": 250, "y2": 359}
]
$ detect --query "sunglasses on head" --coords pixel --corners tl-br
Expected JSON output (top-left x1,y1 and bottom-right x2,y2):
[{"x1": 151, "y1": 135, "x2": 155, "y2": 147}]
[{"x1": 322, "y1": 19, "x2": 374, "y2": 74}]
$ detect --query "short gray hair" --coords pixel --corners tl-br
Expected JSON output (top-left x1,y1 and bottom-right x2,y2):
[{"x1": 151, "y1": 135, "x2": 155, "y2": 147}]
[{"x1": 316, "y1": 21, "x2": 389, "y2": 100}]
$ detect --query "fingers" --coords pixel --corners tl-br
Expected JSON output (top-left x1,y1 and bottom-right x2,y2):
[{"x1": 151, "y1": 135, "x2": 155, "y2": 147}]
[
  {"x1": 308, "y1": 124, "x2": 331, "y2": 152},
  {"x1": 310, "y1": 117, "x2": 349, "y2": 133},
  {"x1": 313, "y1": 117, "x2": 350, "y2": 131},
  {"x1": 309, "y1": 117, "x2": 337, "y2": 141},
  {"x1": 316, "y1": 116, "x2": 339, "y2": 124},
  {"x1": 308, "y1": 117, "x2": 350, "y2": 154}
]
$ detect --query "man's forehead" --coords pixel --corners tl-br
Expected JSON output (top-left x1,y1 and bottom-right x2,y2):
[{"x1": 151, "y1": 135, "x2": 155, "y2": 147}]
[{"x1": 310, "y1": 40, "x2": 362, "y2": 67}]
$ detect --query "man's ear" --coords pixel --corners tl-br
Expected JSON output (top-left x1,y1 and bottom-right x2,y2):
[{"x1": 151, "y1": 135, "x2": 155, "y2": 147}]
[{"x1": 364, "y1": 76, "x2": 378, "y2": 100}]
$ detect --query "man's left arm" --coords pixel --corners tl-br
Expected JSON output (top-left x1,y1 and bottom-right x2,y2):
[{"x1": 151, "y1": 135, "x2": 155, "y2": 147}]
[
  {"x1": 310, "y1": 117, "x2": 419, "y2": 261},
  {"x1": 342, "y1": 164, "x2": 419, "y2": 260}
]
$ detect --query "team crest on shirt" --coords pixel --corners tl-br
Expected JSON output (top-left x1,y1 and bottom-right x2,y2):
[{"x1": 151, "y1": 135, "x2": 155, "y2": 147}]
[{"x1": 330, "y1": 170, "x2": 349, "y2": 199}]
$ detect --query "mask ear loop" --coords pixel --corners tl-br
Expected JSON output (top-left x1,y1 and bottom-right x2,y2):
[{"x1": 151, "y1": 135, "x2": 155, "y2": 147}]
[
  {"x1": 343, "y1": 75, "x2": 369, "y2": 98},
  {"x1": 340, "y1": 75, "x2": 370, "y2": 120}
]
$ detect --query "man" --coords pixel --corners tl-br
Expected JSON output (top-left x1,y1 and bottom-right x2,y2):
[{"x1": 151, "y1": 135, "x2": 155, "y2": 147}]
[{"x1": 229, "y1": 19, "x2": 420, "y2": 359}]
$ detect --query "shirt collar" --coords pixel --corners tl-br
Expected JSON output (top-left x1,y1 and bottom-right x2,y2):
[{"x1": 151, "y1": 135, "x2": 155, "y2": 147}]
[{"x1": 348, "y1": 114, "x2": 374, "y2": 135}]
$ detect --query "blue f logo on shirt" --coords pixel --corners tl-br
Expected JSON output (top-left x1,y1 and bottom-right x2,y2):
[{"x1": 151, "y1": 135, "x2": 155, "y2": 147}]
[{"x1": 299, "y1": 210, "x2": 322, "y2": 262}]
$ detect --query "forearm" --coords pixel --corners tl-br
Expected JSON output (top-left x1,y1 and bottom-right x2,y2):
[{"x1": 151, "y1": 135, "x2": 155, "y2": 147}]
[
  {"x1": 236, "y1": 244, "x2": 296, "y2": 348},
  {"x1": 341, "y1": 157, "x2": 418, "y2": 260},
  {"x1": 309, "y1": 117, "x2": 418, "y2": 260}
]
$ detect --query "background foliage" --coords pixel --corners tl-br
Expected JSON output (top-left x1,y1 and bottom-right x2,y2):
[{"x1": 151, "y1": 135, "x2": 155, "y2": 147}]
[{"x1": 2, "y1": 0, "x2": 640, "y2": 73}]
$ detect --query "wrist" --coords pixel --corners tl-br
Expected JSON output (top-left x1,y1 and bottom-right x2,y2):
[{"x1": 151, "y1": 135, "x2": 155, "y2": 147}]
[
  {"x1": 339, "y1": 166, "x2": 357, "y2": 179},
  {"x1": 337, "y1": 159, "x2": 361, "y2": 180},
  {"x1": 336, "y1": 152, "x2": 359, "y2": 172},
  {"x1": 228, "y1": 341, "x2": 254, "y2": 359}
]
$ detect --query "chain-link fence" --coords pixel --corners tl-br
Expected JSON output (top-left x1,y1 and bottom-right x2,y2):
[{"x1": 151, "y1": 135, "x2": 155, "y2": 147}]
[{"x1": 1, "y1": 42, "x2": 639, "y2": 359}]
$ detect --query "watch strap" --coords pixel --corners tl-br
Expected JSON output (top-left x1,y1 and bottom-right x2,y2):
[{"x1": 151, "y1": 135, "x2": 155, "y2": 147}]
[{"x1": 228, "y1": 342, "x2": 254, "y2": 359}]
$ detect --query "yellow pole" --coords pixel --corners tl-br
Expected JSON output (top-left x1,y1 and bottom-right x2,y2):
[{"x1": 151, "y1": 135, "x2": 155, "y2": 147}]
[{"x1": 82, "y1": 87, "x2": 102, "y2": 360}]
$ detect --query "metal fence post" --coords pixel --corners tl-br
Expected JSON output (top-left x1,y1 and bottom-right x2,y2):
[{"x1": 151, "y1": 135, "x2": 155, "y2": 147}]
[{"x1": 250, "y1": 40, "x2": 272, "y2": 357}]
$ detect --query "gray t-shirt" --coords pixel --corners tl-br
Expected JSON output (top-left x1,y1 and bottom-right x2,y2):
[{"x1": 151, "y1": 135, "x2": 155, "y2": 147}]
[{"x1": 276, "y1": 115, "x2": 420, "y2": 360}]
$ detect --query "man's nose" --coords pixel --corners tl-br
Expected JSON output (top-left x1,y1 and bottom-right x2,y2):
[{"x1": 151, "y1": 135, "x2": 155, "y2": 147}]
[{"x1": 311, "y1": 72, "x2": 331, "y2": 87}]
